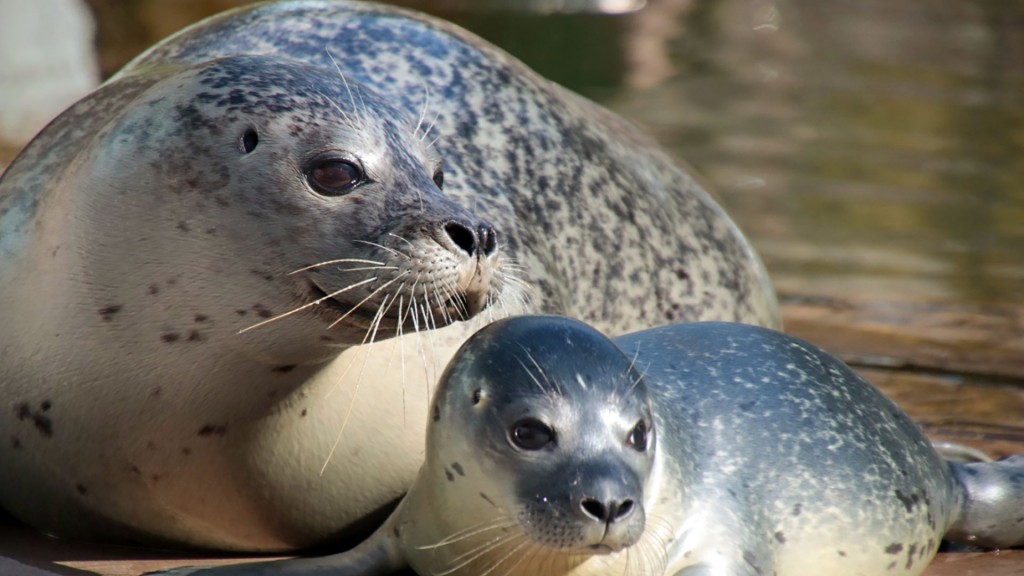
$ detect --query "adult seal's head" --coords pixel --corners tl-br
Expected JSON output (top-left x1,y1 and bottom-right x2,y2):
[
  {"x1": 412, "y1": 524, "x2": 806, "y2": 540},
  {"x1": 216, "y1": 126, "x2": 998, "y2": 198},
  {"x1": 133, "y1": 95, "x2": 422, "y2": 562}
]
[
  {"x1": 0, "y1": 53, "x2": 508, "y2": 547},
  {"x1": 152, "y1": 317, "x2": 1024, "y2": 576}
]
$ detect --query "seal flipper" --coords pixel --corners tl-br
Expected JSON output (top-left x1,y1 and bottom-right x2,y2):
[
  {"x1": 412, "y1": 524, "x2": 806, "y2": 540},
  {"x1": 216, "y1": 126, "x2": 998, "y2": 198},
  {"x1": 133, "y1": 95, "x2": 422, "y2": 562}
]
[
  {"x1": 946, "y1": 454, "x2": 1024, "y2": 548},
  {"x1": 145, "y1": 518, "x2": 407, "y2": 576}
]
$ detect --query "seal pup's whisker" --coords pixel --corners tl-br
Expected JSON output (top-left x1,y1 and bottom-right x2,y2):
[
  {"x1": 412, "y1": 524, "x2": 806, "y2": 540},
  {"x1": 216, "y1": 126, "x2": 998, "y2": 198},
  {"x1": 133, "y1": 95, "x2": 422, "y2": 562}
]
[
  {"x1": 435, "y1": 532, "x2": 529, "y2": 576},
  {"x1": 416, "y1": 517, "x2": 518, "y2": 550},
  {"x1": 239, "y1": 276, "x2": 378, "y2": 334},
  {"x1": 521, "y1": 348, "x2": 561, "y2": 396},
  {"x1": 515, "y1": 356, "x2": 551, "y2": 396},
  {"x1": 475, "y1": 536, "x2": 535, "y2": 576}
]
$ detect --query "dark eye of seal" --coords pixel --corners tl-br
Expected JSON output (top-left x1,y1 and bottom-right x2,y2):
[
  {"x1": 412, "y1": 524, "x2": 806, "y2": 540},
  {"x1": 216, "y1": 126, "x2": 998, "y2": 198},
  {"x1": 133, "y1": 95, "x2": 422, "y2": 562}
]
[
  {"x1": 432, "y1": 168, "x2": 444, "y2": 189},
  {"x1": 307, "y1": 158, "x2": 364, "y2": 196},
  {"x1": 510, "y1": 418, "x2": 554, "y2": 451},
  {"x1": 627, "y1": 420, "x2": 648, "y2": 452}
]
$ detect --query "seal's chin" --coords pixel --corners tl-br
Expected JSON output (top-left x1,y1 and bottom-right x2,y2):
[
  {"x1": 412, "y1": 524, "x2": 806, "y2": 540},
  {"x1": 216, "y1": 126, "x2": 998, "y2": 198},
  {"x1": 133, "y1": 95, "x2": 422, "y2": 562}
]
[{"x1": 587, "y1": 543, "x2": 619, "y2": 555}]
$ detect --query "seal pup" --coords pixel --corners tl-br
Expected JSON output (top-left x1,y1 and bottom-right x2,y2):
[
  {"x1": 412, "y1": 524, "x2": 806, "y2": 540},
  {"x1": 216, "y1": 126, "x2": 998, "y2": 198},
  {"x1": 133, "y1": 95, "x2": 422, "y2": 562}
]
[
  {"x1": 153, "y1": 316, "x2": 1024, "y2": 576},
  {"x1": 0, "y1": 0, "x2": 777, "y2": 551}
]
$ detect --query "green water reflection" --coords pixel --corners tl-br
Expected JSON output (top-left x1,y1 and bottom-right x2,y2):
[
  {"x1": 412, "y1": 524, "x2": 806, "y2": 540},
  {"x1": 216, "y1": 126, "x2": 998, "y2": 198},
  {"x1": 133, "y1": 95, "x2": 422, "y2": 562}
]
[{"x1": 51, "y1": 0, "x2": 1024, "y2": 304}]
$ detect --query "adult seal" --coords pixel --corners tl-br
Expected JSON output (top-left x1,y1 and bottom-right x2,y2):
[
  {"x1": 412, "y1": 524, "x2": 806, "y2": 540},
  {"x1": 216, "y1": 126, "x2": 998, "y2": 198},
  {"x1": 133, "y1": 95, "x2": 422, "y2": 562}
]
[
  {"x1": 0, "y1": 0, "x2": 777, "y2": 552},
  {"x1": 155, "y1": 317, "x2": 1024, "y2": 576}
]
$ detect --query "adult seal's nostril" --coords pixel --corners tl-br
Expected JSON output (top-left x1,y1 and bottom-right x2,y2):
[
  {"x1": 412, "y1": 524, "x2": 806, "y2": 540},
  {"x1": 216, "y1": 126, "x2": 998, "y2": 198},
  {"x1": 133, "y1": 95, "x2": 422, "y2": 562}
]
[
  {"x1": 442, "y1": 220, "x2": 498, "y2": 258},
  {"x1": 443, "y1": 221, "x2": 477, "y2": 256},
  {"x1": 478, "y1": 223, "x2": 497, "y2": 257}
]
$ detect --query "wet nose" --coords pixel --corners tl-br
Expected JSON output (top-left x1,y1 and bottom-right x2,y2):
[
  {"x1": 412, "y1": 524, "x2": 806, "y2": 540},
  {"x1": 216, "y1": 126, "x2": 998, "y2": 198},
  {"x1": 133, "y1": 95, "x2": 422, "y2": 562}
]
[
  {"x1": 443, "y1": 220, "x2": 498, "y2": 258},
  {"x1": 579, "y1": 496, "x2": 636, "y2": 525}
]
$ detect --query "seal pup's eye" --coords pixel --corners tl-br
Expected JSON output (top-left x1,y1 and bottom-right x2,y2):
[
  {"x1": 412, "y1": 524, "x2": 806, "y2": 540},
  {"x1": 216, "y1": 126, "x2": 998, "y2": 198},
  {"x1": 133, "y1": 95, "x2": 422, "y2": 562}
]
[
  {"x1": 627, "y1": 420, "x2": 648, "y2": 452},
  {"x1": 432, "y1": 168, "x2": 444, "y2": 189},
  {"x1": 307, "y1": 158, "x2": 364, "y2": 196},
  {"x1": 509, "y1": 418, "x2": 554, "y2": 451}
]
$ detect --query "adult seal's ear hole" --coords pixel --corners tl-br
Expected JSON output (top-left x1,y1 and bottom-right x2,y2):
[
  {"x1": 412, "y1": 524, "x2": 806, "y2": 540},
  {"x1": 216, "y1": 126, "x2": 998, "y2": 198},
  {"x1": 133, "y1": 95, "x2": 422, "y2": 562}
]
[{"x1": 240, "y1": 128, "x2": 258, "y2": 154}]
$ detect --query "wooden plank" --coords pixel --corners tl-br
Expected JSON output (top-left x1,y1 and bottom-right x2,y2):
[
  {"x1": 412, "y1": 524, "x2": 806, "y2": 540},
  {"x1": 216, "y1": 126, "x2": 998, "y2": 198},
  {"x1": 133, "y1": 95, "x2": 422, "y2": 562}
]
[{"x1": 781, "y1": 294, "x2": 1024, "y2": 380}]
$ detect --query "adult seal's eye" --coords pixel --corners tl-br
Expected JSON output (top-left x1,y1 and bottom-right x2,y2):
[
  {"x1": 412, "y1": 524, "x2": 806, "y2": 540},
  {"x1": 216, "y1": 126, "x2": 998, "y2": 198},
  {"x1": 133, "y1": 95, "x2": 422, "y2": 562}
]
[
  {"x1": 510, "y1": 418, "x2": 554, "y2": 451},
  {"x1": 307, "y1": 158, "x2": 364, "y2": 196},
  {"x1": 627, "y1": 420, "x2": 648, "y2": 452}
]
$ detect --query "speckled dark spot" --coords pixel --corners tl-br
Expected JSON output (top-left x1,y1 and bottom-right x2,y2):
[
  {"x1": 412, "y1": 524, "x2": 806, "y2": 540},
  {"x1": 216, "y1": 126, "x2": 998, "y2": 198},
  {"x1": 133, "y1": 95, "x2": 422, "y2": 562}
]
[
  {"x1": 300, "y1": 408, "x2": 308, "y2": 417},
  {"x1": 885, "y1": 543, "x2": 903, "y2": 554},
  {"x1": 791, "y1": 503, "x2": 802, "y2": 516},
  {"x1": 16, "y1": 402, "x2": 53, "y2": 438},
  {"x1": 741, "y1": 550, "x2": 761, "y2": 573},
  {"x1": 41, "y1": 400, "x2": 51, "y2": 412},
  {"x1": 76, "y1": 483, "x2": 87, "y2": 495},
  {"x1": 905, "y1": 544, "x2": 917, "y2": 569},
  {"x1": 194, "y1": 314, "x2": 209, "y2": 323},
  {"x1": 98, "y1": 305, "x2": 123, "y2": 321},
  {"x1": 198, "y1": 424, "x2": 228, "y2": 437},
  {"x1": 182, "y1": 447, "x2": 192, "y2": 456},
  {"x1": 452, "y1": 462, "x2": 464, "y2": 476},
  {"x1": 187, "y1": 330, "x2": 204, "y2": 342},
  {"x1": 895, "y1": 489, "x2": 919, "y2": 513},
  {"x1": 235, "y1": 308, "x2": 248, "y2": 316},
  {"x1": 130, "y1": 465, "x2": 142, "y2": 476},
  {"x1": 251, "y1": 269, "x2": 275, "y2": 282},
  {"x1": 148, "y1": 284, "x2": 160, "y2": 295},
  {"x1": 432, "y1": 404, "x2": 440, "y2": 421},
  {"x1": 161, "y1": 333, "x2": 180, "y2": 343},
  {"x1": 837, "y1": 550, "x2": 846, "y2": 557},
  {"x1": 272, "y1": 364, "x2": 297, "y2": 373},
  {"x1": 773, "y1": 531, "x2": 786, "y2": 544},
  {"x1": 444, "y1": 468, "x2": 454, "y2": 482},
  {"x1": 177, "y1": 220, "x2": 190, "y2": 232},
  {"x1": 11, "y1": 437, "x2": 22, "y2": 450},
  {"x1": 481, "y1": 492, "x2": 496, "y2": 507}
]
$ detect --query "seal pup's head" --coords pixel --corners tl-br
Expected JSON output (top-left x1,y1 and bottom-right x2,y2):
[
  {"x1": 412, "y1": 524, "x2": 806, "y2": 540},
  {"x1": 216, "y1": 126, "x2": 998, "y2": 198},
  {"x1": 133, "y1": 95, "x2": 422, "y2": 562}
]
[{"x1": 409, "y1": 315, "x2": 655, "y2": 574}]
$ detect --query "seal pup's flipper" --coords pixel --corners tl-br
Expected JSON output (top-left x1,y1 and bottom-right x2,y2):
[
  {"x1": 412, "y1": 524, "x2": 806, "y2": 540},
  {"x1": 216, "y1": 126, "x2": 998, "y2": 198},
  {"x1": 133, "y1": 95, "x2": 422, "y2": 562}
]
[{"x1": 946, "y1": 454, "x2": 1024, "y2": 549}]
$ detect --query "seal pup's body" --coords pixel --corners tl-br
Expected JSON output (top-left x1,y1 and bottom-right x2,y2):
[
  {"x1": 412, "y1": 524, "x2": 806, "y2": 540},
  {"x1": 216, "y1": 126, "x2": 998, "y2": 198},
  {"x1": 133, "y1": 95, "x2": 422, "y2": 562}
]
[
  {"x1": 154, "y1": 317, "x2": 1024, "y2": 576},
  {"x1": 0, "y1": 1, "x2": 777, "y2": 551}
]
